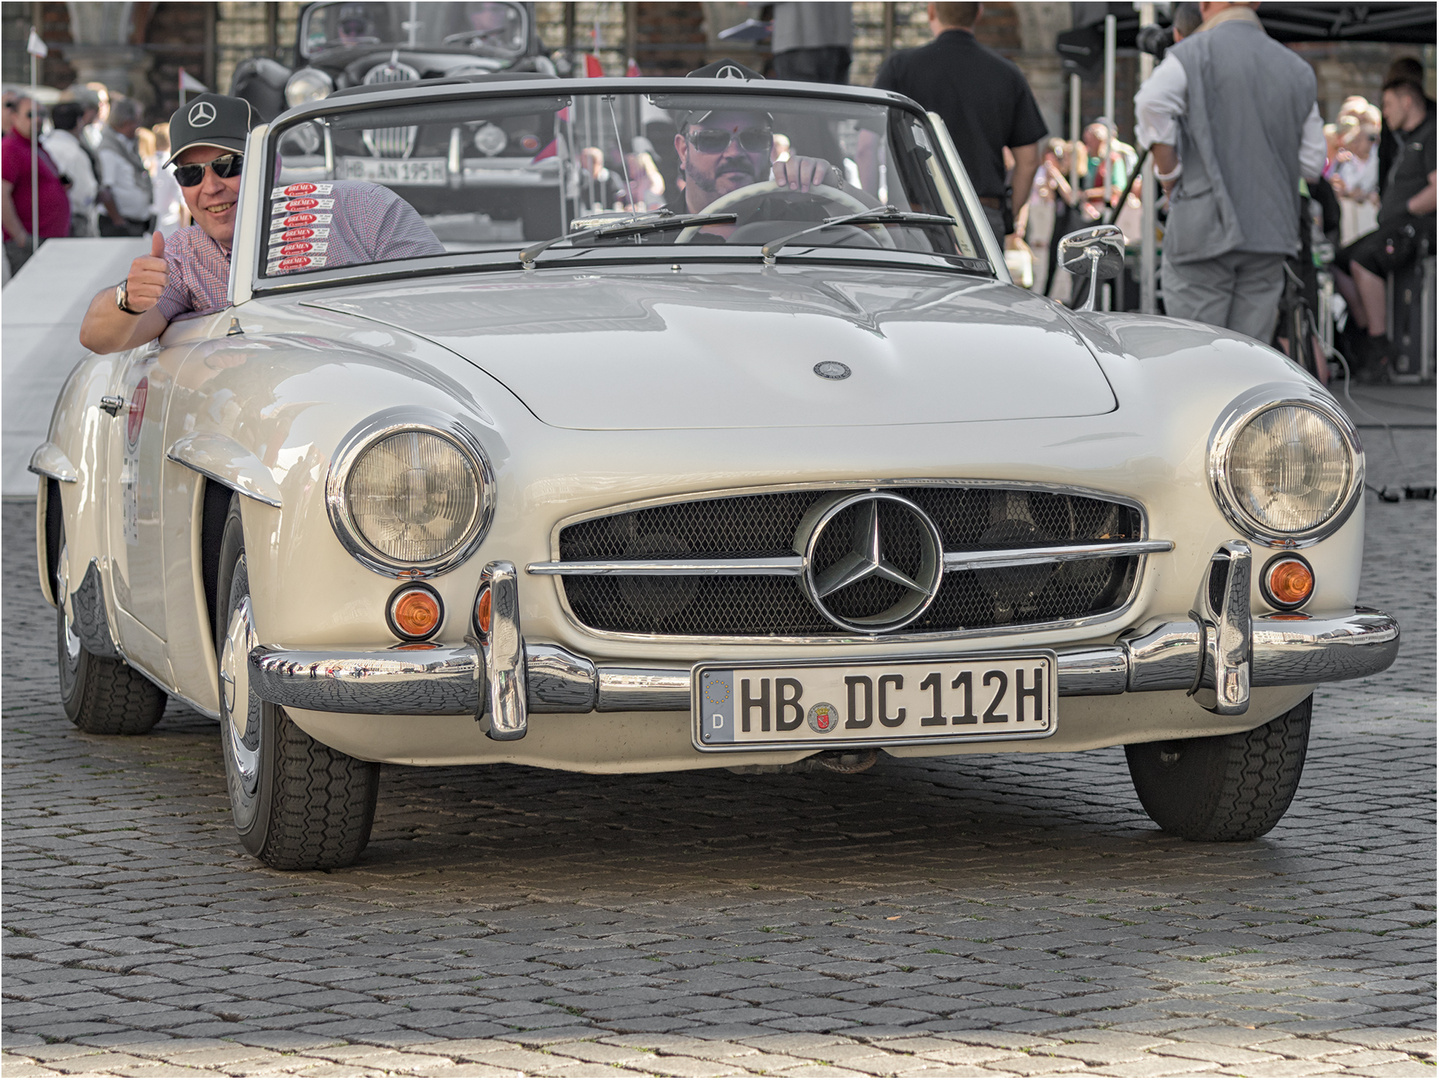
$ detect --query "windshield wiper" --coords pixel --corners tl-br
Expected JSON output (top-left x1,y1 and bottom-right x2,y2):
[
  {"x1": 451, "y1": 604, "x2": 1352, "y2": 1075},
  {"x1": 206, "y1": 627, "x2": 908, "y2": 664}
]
[
  {"x1": 759, "y1": 206, "x2": 958, "y2": 265},
  {"x1": 519, "y1": 211, "x2": 738, "y2": 269}
]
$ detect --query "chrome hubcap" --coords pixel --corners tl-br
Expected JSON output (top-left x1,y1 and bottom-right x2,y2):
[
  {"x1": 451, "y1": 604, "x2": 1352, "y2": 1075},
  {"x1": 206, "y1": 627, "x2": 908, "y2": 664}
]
[{"x1": 220, "y1": 592, "x2": 261, "y2": 796}]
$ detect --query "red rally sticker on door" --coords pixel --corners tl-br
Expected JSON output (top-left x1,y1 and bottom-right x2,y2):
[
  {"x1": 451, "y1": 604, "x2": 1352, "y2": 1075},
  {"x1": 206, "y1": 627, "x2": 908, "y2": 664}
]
[
  {"x1": 271, "y1": 183, "x2": 333, "y2": 199},
  {"x1": 271, "y1": 197, "x2": 335, "y2": 214},
  {"x1": 275, "y1": 213, "x2": 332, "y2": 228},
  {"x1": 267, "y1": 255, "x2": 327, "y2": 273},
  {"x1": 268, "y1": 241, "x2": 329, "y2": 257},
  {"x1": 276, "y1": 227, "x2": 329, "y2": 242}
]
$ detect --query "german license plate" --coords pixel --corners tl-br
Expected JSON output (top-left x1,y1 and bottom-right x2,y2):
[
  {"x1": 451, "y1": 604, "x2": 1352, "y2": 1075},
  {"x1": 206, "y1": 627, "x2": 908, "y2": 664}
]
[
  {"x1": 339, "y1": 156, "x2": 448, "y2": 185},
  {"x1": 693, "y1": 653, "x2": 1056, "y2": 751}
]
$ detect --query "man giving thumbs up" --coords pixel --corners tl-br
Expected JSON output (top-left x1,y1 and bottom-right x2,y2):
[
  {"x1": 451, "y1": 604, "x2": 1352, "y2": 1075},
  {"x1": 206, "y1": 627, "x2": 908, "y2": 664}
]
[{"x1": 80, "y1": 94, "x2": 254, "y2": 354}]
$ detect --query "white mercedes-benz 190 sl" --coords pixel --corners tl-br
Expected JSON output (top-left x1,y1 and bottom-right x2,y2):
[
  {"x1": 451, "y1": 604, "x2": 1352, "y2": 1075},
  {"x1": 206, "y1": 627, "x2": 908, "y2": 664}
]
[{"x1": 32, "y1": 75, "x2": 1399, "y2": 869}]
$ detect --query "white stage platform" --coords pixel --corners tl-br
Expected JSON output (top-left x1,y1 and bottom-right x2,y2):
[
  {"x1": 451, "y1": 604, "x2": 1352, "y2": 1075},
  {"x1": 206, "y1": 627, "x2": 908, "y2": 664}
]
[{"x1": 2, "y1": 237, "x2": 148, "y2": 497}]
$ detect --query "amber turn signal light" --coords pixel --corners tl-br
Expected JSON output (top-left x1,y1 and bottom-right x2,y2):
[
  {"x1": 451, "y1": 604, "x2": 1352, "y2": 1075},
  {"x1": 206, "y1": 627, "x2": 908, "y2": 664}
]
[
  {"x1": 387, "y1": 584, "x2": 443, "y2": 641},
  {"x1": 1261, "y1": 554, "x2": 1314, "y2": 610},
  {"x1": 473, "y1": 584, "x2": 492, "y2": 637}
]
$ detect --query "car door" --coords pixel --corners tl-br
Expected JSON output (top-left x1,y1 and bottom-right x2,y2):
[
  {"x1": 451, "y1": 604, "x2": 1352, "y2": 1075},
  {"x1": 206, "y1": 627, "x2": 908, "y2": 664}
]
[{"x1": 104, "y1": 340, "x2": 184, "y2": 668}]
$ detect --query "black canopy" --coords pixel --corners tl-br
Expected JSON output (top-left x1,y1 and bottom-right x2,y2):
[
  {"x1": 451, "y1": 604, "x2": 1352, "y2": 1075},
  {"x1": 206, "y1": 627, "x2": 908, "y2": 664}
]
[{"x1": 1069, "y1": 2, "x2": 1436, "y2": 48}]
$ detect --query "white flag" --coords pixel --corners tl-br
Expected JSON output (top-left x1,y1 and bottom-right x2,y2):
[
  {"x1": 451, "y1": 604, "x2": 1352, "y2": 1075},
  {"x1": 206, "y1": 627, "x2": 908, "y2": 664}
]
[
  {"x1": 26, "y1": 28, "x2": 47, "y2": 58},
  {"x1": 179, "y1": 68, "x2": 208, "y2": 93}
]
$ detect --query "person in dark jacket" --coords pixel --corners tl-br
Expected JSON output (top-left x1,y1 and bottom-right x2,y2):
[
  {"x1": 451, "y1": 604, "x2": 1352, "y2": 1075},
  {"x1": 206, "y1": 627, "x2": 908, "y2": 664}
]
[{"x1": 871, "y1": 2, "x2": 1046, "y2": 243}]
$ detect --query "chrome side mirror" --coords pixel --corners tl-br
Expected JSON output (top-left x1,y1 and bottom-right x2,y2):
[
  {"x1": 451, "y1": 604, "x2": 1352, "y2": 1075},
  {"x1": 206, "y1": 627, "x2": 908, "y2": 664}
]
[{"x1": 1057, "y1": 224, "x2": 1125, "y2": 312}]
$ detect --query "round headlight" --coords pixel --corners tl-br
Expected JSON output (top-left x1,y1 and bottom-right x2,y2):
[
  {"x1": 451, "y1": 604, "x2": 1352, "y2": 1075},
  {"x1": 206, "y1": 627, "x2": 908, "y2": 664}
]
[
  {"x1": 328, "y1": 414, "x2": 494, "y2": 576},
  {"x1": 1209, "y1": 389, "x2": 1363, "y2": 547},
  {"x1": 285, "y1": 67, "x2": 334, "y2": 108}
]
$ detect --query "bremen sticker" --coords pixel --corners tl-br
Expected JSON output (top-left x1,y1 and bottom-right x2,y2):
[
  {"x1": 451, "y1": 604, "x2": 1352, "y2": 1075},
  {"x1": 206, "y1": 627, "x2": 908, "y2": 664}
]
[
  {"x1": 271, "y1": 182, "x2": 333, "y2": 199},
  {"x1": 276, "y1": 227, "x2": 329, "y2": 242},
  {"x1": 271, "y1": 197, "x2": 335, "y2": 214},
  {"x1": 267, "y1": 241, "x2": 330, "y2": 257},
  {"x1": 267, "y1": 255, "x2": 327, "y2": 273},
  {"x1": 275, "y1": 213, "x2": 332, "y2": 228}
]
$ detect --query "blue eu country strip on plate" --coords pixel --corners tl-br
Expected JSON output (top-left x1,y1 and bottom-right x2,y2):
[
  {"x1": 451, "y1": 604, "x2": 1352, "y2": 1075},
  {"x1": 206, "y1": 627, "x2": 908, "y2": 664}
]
[{"x1": 700, "y1": 669, "x2": 735, "y2": 744}]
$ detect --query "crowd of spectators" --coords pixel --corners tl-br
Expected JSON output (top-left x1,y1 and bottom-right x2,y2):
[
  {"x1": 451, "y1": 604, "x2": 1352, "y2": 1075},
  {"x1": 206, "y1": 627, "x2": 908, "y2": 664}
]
[{"x1": 1, "y1": 82, "x2": 190, "y2": 279}]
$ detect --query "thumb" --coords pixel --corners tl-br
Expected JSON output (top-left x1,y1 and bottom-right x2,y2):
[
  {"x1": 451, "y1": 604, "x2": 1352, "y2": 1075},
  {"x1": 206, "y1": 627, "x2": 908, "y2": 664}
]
[{"x1": 150, "y1": 230, "x2": 166, "y2": 258}]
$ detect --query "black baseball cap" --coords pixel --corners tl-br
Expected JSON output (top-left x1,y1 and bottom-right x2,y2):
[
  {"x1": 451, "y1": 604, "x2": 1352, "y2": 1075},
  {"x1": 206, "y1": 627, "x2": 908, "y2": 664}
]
[
  {"x1": 165, "y1": 93, "x2": 255, "y2": 166},
  {"x1": 673, "y1": 59, "x2": 767, "y2": 130}
]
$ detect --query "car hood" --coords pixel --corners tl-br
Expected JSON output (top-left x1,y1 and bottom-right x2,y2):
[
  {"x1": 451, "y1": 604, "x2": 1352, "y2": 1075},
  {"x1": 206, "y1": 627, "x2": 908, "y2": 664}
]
[{"x1": 300, "y1": 267, "x2": 1117, "y2": 430}]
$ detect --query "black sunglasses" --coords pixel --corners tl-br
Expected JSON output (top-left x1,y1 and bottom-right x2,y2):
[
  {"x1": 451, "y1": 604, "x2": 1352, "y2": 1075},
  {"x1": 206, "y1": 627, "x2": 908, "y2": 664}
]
[
  {"x1": 687, "y1": 127, "x2": 772, "y2": 155},
  {"x1": 173, "y1": 153, "x2": 244, "y2": 187}
]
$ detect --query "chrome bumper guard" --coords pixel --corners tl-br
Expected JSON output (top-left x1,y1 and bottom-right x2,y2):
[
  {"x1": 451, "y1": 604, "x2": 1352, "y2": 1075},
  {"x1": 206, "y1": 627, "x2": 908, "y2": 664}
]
[{"x1": 250, "y1": 548, "x2": 1400, "y2": 740}]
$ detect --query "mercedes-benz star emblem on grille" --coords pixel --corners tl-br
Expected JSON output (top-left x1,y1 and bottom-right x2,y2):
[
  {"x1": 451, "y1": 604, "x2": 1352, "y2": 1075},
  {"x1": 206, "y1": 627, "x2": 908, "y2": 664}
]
[{"x1": 801, "y1": 492, "x2": 944, "y2": 633}]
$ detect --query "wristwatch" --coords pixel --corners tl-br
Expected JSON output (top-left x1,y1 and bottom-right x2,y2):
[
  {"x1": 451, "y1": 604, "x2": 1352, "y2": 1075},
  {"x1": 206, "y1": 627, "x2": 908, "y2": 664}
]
[{"x1": 115, "y1": 280, "x2": 141, "y2": 316}]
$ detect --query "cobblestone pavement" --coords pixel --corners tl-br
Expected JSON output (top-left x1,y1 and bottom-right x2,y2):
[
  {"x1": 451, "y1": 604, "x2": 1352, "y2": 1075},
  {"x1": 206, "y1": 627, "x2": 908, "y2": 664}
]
[{"x1": 3, "y1": 421, "x2": 1434, "y2": 1078}]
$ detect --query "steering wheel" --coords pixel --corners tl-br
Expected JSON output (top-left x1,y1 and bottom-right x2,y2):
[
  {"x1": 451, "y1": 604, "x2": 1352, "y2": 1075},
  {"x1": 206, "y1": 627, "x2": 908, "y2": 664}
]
[{"x1": 675, "y1": 180, "x2": 897, "y2": 248}]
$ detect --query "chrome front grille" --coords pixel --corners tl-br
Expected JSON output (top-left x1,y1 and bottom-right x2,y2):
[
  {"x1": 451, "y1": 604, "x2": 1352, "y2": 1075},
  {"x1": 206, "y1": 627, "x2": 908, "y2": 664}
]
[
  {"x1": 361, "y1": 59, "x2": 420, "y2": 157},
  {"x1": 541, "y1": 485, "x2": 1162, "y2": 640}
]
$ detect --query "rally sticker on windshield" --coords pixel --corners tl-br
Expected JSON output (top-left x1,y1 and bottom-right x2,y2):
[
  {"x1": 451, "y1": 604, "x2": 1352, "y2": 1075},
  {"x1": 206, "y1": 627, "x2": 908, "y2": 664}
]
[
  {"x1": 272, "y1": 183, "x2": 334, "y2": 200},
  {"x1": 268, "y1": 241, "x2": 329, "y2": 257},
  {"x1": 274, "y1": 213, "x2": 332, "y2": 229},
  {"x1": 275, "y1": 226, "x2": 330, "y2": 243},
  {"x1": 267, "y1": 254, "x2": 327, "y2": 274},
  {"x1": 272, "y1": 197, "x2": 336, "y2": 215}
]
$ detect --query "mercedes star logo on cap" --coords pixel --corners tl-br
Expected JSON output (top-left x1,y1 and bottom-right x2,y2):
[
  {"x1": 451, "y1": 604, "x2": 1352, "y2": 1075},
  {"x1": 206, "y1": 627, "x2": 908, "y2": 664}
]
[
  {"x1": 715, "y1": 64, "x2": 746, "y2": 79},
  {"x1": 801, "y1": 492, "x2": 944, "y2": 633},
  {"x1": 188, "y1": 101, "x2": 216, "y2": 127}
]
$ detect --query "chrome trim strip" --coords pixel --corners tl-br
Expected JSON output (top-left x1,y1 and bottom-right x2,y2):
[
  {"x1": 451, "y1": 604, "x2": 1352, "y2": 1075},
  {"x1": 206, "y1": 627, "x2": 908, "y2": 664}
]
[
  {"x1": 325, "y1": 407, "x2": 495, "y2": 579},
  {"x1": 530, "y1": 540, "x2": 1173, "y2": 579},
  {"x1": 1207, "y1": 384, "x2": 1365, "y2": 549},
  {"x1": 943, "y1": 540, "x2": 1173, "y2": 571},
  {"x1": 479, "y1": 561, "x2": 527, "y2": 740},
  {"x1": 166, "y1": 432, "x2": 283, "y2": 508},
  {"x1": 246, "y1": 608, "x2": 1399, "y2": 717},
  {"x1": 530, "y1": 556, "x2": 805, "y2": 577},
  {"x1": 543, "y1": 479, "x2": 1154, "y2": 646},
  {"x1": 28, "y1": 442, "x2": 78, "y2": 484}
]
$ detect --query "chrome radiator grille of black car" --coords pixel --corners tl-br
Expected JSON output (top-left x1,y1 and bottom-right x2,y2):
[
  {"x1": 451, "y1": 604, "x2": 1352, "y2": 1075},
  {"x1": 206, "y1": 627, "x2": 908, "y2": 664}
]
[{"x1": 542, "y1": 486, "x2": 1160, "y2": 640}]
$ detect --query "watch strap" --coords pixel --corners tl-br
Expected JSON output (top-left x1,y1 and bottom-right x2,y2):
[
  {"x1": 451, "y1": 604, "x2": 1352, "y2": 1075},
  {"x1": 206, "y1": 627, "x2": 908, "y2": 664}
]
[{"x1": 115, "y1": 281, "x2": 141, "y2": 316}]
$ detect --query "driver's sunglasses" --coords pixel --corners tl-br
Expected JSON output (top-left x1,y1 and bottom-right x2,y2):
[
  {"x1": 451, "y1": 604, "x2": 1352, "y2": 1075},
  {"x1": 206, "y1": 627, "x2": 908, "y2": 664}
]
[
  {"x1": 339, "y1": 17, "x2": 369, "y2": 34},
  {"x1": 173, "y1": 153, "x2": 244, "y2": 187},
  {"x1": 687, "y1": 127, "x2": 773, "y2": 155}
]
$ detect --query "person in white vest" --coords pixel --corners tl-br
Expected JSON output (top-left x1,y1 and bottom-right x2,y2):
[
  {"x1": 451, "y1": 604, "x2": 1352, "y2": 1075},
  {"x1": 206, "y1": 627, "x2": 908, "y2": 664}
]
[
  {"x1": 1134, "y1": 1, "x2": 1326, "y2": 342},
  {"x1": 96, "y1": 97, "x2": 154, "y2": 237}
]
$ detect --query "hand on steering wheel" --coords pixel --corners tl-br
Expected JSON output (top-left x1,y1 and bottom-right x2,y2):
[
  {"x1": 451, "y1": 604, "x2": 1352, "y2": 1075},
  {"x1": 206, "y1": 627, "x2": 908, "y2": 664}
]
[{"x1": 675, "y1": 173, "x2": 894, "y2": 247}]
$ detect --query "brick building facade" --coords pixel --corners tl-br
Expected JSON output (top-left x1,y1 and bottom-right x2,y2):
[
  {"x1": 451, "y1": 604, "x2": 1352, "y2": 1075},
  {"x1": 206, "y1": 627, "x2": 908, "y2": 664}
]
[{"x1": 2, "y1": 3, "x2": 1433, "y2": 146}]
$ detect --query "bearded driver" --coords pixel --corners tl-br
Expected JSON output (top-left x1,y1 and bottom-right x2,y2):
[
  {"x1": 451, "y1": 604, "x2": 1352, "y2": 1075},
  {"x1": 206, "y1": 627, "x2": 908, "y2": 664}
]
[
  {"x1": 670, "y1": 59, "x2": 859, "y2": 222},
  {"x1": 80, "y1": 93, "x2": 442, "y2": 355}
]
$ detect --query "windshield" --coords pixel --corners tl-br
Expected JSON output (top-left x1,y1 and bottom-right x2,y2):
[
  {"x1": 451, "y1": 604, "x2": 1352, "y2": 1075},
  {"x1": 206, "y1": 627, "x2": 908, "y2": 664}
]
[
  {"x1": 300, "y1": 2, "x2": 529, "y2": 57},
  {"x1": 259, "y1": 87, "x2": 988, "y2": 283}
]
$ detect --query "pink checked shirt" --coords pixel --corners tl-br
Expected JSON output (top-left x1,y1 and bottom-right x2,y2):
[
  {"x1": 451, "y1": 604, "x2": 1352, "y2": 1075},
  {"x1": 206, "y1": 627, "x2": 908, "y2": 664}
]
[{"x1": 155, "y1": 181, "x2": 444, "y2": 321}]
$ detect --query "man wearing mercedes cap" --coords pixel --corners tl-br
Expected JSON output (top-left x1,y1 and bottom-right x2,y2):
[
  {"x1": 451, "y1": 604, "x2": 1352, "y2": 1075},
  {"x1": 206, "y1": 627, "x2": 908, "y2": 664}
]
[
  {"x1": 671, "y1": 59, "x2": 866, "y2": 223},
  {"x1": 79, "y1": 93, "x2": 442, "y2": 355}
]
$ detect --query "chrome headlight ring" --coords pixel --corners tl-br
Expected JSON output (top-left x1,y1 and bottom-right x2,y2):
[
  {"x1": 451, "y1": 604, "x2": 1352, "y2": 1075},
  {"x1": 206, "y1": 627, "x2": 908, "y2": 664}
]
[
  {"x1": 326, "y1": 409, "x2": 495, "y2": 578},
  {"x1": 1207, "y1": 383, "x2": 1364, "y2": 549},
  {"x1": 285, "y1": 67, "x2": 334, "y2": 108}
]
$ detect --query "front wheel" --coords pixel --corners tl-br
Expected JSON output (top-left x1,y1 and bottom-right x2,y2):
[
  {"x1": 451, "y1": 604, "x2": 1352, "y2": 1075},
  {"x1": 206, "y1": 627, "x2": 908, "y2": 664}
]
[
  {"x1": 1125, "y1": 696, "x2": 1311, "y2": 841},
  {"x1": 216, "y1": 496, "x2": 379, "y2": 870}
]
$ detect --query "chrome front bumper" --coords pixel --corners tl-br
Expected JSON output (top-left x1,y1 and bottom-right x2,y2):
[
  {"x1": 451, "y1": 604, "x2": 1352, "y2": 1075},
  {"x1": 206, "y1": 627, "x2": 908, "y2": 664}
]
[{"x1": 249, "y1": 545, "x2": 1400, "y2": 741}]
